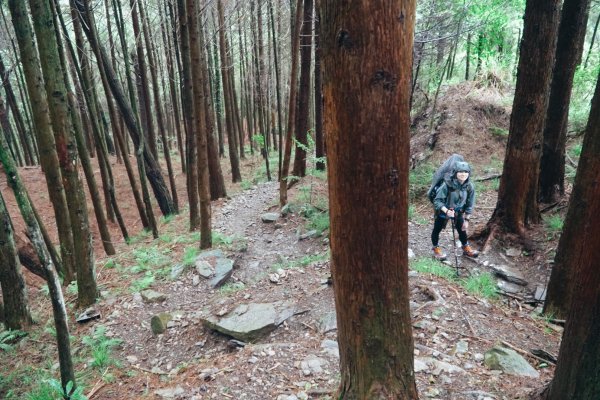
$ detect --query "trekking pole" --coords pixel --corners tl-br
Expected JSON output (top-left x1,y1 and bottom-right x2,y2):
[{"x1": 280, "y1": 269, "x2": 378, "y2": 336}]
[{"x1": 450, "y1": 213, "x2": 460, "y2": 277}]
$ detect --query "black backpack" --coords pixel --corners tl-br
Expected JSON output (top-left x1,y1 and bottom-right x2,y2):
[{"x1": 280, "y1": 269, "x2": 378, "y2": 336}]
[{"x1": 427, "y1": 154, "x2": 465, "y2": 204}]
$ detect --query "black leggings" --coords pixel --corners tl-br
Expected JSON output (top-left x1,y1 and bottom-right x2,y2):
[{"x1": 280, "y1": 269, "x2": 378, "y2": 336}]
[{"x1": 431, "y1": 214, "x2": 468, "y2": 247}]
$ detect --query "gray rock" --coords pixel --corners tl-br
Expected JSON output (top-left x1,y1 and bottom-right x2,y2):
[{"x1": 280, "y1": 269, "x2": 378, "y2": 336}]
[
  {"x1": 299, "y1": 230, "x2": 318, "y2": 240},
  {"x1": 300, "y1": 355, "x2": 327, "y2": 375},
  {"x1": 261, "y1": 213, "x2": 280, "y2": 223},
  {"x1": 408, "y1": 248, "x2": 415, "y2": 259},
  {"x1": 317, "y1": 311, "x2": 337, "y2": 333},
  {"x1": 140, "y1": 289, "x2": 167, "y2": 303},
  {"x1": 484, "y1": 345, "x2": 540, "y2": 378},
  {"x1": 195, "y1": 260, "x2": 213, "y2": 278},
  {"x1": 194, "y1": 249, "x2": 234, "y2": 288},
  {"x1": 170, "y1": 263, "x2": 185, "y2": 279},
  {"x1": 454, "y1": 340, "x2": 469, "y2": 354},
  {"x1": 414, "y1": 357, "x2": 429, "y2": 372},
  {"x1": 202, "y1": 301, "x2": 296, "y2": 342},
  {"x1": 154, "y1": 387, "x2": 185, "y2": 399},
  {"x1": 492, "y1": 265, "x2": 528, "y2": 286},
  {"x1": 534, "y1": 286, "x2": 547, "y2": 302},
  {"x1": 209, "y1": 258, "x2": 234, "y2": 288},
  {"x1": 497, "y1": 280, "x2": 523, "y2": 294},
  {"x1": 506, "y1": 248, "x2": 521, "y2": 257},
  {"x1": 320, "y1": 339, "x2": 339, "y2": 358},
  {"x1": 414, "y1": 357, "x2": 465, "y2": 375}
]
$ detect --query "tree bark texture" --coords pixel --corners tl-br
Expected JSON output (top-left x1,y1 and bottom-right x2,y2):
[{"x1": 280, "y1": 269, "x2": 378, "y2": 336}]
[
  {"x1": 217, "y1": 0, "x2": 242, "y2": 182},
  {"x1": 187, "y1": 0, "x2": 212, "y2": 249},
  {"x1": 0, "y1": 187, "x2": 33, "y2": 330},
  {"x1": 320, "y1": 1, "x2": 419, "y2": 398},
  {"x1": 543, "y1": 71, "x2": 600, "y2": 400},
  {"x1": 489, "y1": 0, "x2": 560, "y2": 234},
  {"x1": 75, "y1": 0, "x2": 176, "y2": 217},
  {"x1": 279, "y1": 0, "x2": 303, "y2": 206},
  {"x1": 292, "y1": 0, "x2": 314, "y2": 178},
  {"x1": 8, "y1": 0, "x2": 75, "y2": 281},
  {"x1": 0, "y1": 114, "x2": 75, "y2": 394},
  {"x1": 30, "y1": 0, "x2": 98, "y2": 306},
  {"x1": 539, "y1": 0, "x2": 591, "y2": 203}
]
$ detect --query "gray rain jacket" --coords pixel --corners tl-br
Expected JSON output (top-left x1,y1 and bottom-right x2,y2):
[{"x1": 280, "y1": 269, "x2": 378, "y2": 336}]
[{"x1": 433, "y1": 172, "x2": 475, "y2": 218}]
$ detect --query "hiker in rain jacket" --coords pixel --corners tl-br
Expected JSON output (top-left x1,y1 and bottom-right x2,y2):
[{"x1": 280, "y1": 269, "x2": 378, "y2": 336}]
[{"x1": 431, "y1": 161, "x2": 479, "y2": 260}]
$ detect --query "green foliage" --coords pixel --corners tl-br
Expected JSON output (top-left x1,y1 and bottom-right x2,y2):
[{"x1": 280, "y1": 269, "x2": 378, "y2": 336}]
[
  {"x1": 125, "y1": 229, "x2": 151, "y2": 245},
  {"x1": 183, "y1": 247, "x2": 199, "y2": 266},
  {"x1": 252, "y1": 134, "x2": 265, "y2": 148},
  {"x1": 240, "y1": 180, "x2": 253, "y2": 190},
  {"x1": 26, "y1": 380, "x2": 87, "y2": 400},
  {"x1": 212, "y1": 232, "x2": 234, "y2": 246},
  {"x1": 568, "y1": 142, "x2": 582, "y2": 159},
  {"x1": 408, "y1": 204, "x2": 415, "y2": 220},
  {"x1": 410, "y1": 257, "x2": 457, "y2": 281},
  {"x1": 544, "y1": 214, "x2": 564, "y2": 240},
  {"x1": 409, "y1": 162, "x2": 435, "y2": 201},
  {"x1": 569, "y1": 65, "x2": 599, "y2": 133},
  {"x1": 462, "y1": 273, "x2": 498, "y2": 299},
  {"x1": 218, "y1": 282, "x2": 245, "y2": 295},
  {"x1": 131, "y1": 246, "x2": 171, "y2": 273},
  {"x1": 130, "y1": 272, "x2": 155, "y2": 292},
  {"x1": 81, "y1": 325, "x2": 122, "y2": 370},
  {"x1": 0, "y1": 329, "x2": 27, "y2": 352},
  {"x1": 489, "y1": 126, "x2": 508, "y2": 138},
  {"x1": 161, "y1": 214, "x2": 175, "y2": 224}
]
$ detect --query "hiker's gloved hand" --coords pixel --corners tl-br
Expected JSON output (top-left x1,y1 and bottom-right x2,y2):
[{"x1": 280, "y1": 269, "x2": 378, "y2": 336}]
[
  {"x1": 446, "y1": 209, "x2": 455, "y2": 218},
  {"x1": 462, "y1": 220, "x2": 469, "y2": 231}
]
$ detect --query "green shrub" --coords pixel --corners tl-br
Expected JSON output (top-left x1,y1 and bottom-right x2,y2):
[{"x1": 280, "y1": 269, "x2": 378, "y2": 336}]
[
  {"x1": 544, "y1": 215, "x2": 564, "y2": 233},
  {"x1": 409, "y1": 162, "x2": 435, "y2": 201},
  {"x1": 410, "y1": 257, "x2": 457, "y2": 281},
  {"x1": 462, "y1": 273, "x2": 498, "y2": 299}
]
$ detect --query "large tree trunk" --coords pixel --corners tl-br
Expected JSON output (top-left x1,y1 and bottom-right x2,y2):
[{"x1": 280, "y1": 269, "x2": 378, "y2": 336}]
[
  {"x1": 538, "y1": 0, "x2": 591, "y2": 203},
  {"x1": 485, "y1": 0, "x2": 560, "y2": 238},
  {"x1": 292, "y1": 0, "x2": 314, "y2": 179},
  {"x1": 539, "y1": 72, "x2": 600, "y2": 400},
  {"x1": 320, "y1": 1, "x2": 419, "y2": 398}
]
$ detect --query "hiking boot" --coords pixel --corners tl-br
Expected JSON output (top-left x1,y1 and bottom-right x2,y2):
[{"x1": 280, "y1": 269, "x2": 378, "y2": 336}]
[
  {"x1": 432, "y1": 246, "x2": 447, "y2": 261},
  {"x1": 462, "y1": 244, "x2": 479, "y2": 258}
]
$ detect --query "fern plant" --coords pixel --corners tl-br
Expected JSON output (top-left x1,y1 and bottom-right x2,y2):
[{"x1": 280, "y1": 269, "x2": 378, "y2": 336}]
[{"x1": 0, "y1": 329, "x2": 27, "y2": 352}]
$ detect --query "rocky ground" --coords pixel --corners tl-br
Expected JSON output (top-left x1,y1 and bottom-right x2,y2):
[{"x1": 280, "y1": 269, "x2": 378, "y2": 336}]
[{"x1": 0, "y1": 80, "x2": 570, "y2": 399}]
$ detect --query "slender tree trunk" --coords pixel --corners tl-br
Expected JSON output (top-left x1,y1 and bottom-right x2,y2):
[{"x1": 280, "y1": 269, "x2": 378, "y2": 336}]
[
  {"x1": 75, "y1": 0, "x2": 176, "y2": 217},
  {"x1": 200, "y1": 26, "x2": 227, "y2": 200},
  {"x1": 321, "y1": 0, "x2": 419, "y2": 397},
  {"x1": 178, "y1": 0, "x2": 200, "y2": 229},
  {"x1": 32, "y1": 0, "x2": 98, "y2": 306},
  {"x1": 465, "y1": 32, "x2": 471, "y2": 81},
  {"x1": 314, "y1": 0, "x2": 324, "y2": 171},
  {"x1": 584, "y1": 11, "x2": 600, "y2": 68},
  {"x1": 280, "y1": 0, "x2": 303, "y2": 206},
  {"x1": 0, "y1": 118, "x2": 75, "y2": 395},
  {"x1": 539, "y1": 0, "x2": 591, "y2": 203},
  {"x1": 210, "y1": 28, "x2": 226, "y2": 157},
  {"x1": 0, "y1": 178, "x2": 33, "y2": 330},
  {"x1": 8, "y1": 0, "x2": 76, "y2": 281},
  {"x1": 217, "y1": 0, "x2": 242, "y2": 182},
  {"x1": 268, "y1": 0, "x2": 284, "y2": 178},
  {"x1": 252, "y1": 0, "x2": 272, "y2": 181},
  {"x1": 187, "y1": 0, "x2": 212, "y2": 249},
  {"x1": 161, "y1": 0, "x2": 186, "y2": 174},
  {"x1": 292, "y1": 0, "x2": 314, "y2": 178},
  {"x1": 140, "y1": 0, "x2": 179, "y2": 213}
]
